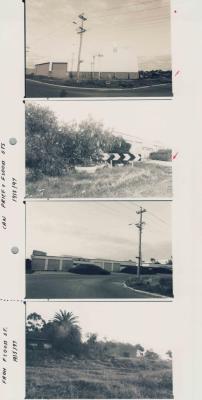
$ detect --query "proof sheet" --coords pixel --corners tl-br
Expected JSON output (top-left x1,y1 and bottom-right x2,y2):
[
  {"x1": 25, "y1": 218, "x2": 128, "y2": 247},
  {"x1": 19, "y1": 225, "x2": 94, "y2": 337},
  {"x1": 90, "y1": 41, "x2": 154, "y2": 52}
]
[{"x1": 1, "y1": 1, "x2": 202, "y2": 399}]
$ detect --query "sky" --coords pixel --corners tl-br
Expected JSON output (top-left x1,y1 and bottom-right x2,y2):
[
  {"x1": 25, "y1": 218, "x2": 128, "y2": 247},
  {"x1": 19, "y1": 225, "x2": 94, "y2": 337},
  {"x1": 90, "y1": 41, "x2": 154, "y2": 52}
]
[
  {"x1": 27, "y1": 100, "x2": 176, "y2": 149},
  {"x1": 26, "y1": 201, "x2": 172, "y2": 261},
  {"x1": 26, "y1": 301, "x2": 174, "y2": 356},
  {"x1": 26, "y1": 0, "x2": 171, "y2": 71}
]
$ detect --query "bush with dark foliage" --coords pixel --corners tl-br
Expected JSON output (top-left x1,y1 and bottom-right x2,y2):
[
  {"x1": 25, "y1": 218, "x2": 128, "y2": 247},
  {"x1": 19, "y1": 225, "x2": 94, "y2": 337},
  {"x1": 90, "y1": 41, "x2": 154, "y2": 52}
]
[
  {"x1": 26, "y1": 103, "x2": 131, "y2": 178},
  {"x1": 149, "y1": 148, "x2": 172, "y2": 161},
  {"x1": 69, "y1": 263, "x2": 111, "y2": 275}
]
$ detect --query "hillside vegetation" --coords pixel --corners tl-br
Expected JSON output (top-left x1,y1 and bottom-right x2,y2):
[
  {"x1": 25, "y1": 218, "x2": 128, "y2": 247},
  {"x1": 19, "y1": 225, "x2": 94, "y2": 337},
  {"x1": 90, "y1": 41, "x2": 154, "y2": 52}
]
[
  {"x1": 26, "y1": 310, "x2": 173, "y2": 399},
  {"x1": 25, "y1": 103, "x2": 172, "y2": 198},
  {"x1": 26, "y1": 103, "x2": 131, "y2": 177},
  {"x1": 27, "y1": 351, "x2": 173, "y2": 399},
  {"x1": 26, "y1": 162, "x2": 172, "y2": 198},
  {"x1": 126, "y1": 274, "x2": 173, "y2": 297}
]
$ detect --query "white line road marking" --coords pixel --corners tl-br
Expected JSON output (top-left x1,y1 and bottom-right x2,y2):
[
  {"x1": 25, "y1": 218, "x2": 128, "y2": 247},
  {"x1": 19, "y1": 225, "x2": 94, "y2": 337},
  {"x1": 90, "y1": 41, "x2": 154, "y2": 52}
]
[{"x1": 26, "y1": 79, "x2": 170, "y2": 92}]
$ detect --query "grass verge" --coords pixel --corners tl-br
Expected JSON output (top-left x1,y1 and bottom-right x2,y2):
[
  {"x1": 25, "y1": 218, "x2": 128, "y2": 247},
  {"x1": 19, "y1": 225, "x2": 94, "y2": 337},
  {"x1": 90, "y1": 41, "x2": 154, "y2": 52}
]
[
  {"x1": 125, "y1": 274, "x2": 173, "y2": 297},
  {"x1": 26, "y1": 352, "x2": 173, "y2": 399},
  {"x1": 26, "y1": 162, "x2": 172, "y2": 198}
]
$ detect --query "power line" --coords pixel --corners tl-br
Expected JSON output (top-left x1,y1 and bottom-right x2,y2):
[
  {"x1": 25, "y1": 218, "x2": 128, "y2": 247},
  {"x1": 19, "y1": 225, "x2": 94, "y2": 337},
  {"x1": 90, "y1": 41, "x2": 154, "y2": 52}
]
[
  {"x1": 91, "y1": 6, "x2": 169, "y2": 21},
  {"x1": 146, "y1": 210, "x2": 170, "y2": 226},
  {"x1": 30, "y1": 20, "x2": 70, "y2": 44},
  {"x1": 120, "y1": 201, "x2": 170, "y2": 230},
  {"x1": 92, "y1": 0, "x2": 168, "y2": 15},
  {"x1": 131, "y1": 201, "x2": 170, "y2": 226},
  {"x1": 102, "y1": 202, "x2": 169, "y2": 231},
  {"x1": 90, "y1": 202, "x2": 169, "y2": 239},
  {"x1": 26, "y1": 0, "x2": 169, "y2": 44}
]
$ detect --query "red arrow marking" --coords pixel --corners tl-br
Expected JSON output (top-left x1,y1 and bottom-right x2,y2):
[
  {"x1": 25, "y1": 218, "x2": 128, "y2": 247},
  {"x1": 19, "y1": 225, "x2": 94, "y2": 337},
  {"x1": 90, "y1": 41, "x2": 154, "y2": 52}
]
[
  {"x1": 172, "y1": 152, "x2": 178, "y2": 160},
  {"x1": 175, "y1": 70, "x2": 180, "y2": 77}
]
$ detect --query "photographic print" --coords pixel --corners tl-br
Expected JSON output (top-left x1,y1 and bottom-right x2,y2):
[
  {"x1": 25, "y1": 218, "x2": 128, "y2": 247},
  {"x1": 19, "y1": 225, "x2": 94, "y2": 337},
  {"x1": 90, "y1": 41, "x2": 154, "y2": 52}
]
[
  {"x1": 26, "y1": 200, "x2": 173, "y2": 299},
  {"x1": 26, "y1": 100, "x2": 173, "y2": 198},
  {"x1": 25, "y1": 0, "x2": 172, "y2": 98},
  {"x1": 26, "y1": 301, "x2": 174, "y2": 399}
]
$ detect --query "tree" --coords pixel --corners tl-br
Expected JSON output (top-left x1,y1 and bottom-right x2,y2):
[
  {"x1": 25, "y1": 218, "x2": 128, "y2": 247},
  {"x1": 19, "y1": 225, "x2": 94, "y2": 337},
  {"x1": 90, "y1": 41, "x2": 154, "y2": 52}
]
[
  {"x1": 26, "y1": 104, "x2": 131, "y2": 177},
  {"x1": 167, "y1": 257, "x2": 173, "y2": 265},
  {"x1": 26, "y1": 313, "x2": 46, "y2": 335},
  {"x1": 53, "y1": 310, "x2": 79, "y2": 326},
  {"x1": 144, "y1": 349, "x2": 160, "y2": 360},
  {"x1": 85, "y1": 333, "x2": 106, "y2": 359},
  {"x1": 26, "y1": 103, "x2": 58, "y2": 168},
  {"x1": 166, "y1": 350, "x2": 172, "y2": 359},
  {"x1": 86, "y1": 333, "x2": 98, "y2": 346},
  {"x1": 50, "y1": 310, "x2": 82, "y2": 354},
  {"x1": 134, "y1": 344, "x2": 144, "y2": 357},
  {"x1": 150, "y1": 258, "x2": 160, "y2": 264}
]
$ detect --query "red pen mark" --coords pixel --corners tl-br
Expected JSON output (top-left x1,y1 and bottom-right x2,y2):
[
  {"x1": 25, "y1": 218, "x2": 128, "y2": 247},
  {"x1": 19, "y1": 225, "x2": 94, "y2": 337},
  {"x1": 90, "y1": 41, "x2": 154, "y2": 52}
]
[
  {"x1": 172, "y1": 152, "x2": 178, "y2": 160},
  {"x1": 175, "y1": 70, "x2": 180, "y2": 77}
]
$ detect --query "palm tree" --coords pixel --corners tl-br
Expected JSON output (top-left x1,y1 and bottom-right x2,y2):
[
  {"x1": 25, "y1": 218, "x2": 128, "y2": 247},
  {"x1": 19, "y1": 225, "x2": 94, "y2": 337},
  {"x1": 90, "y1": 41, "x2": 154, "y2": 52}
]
[
  {"x1": 51, "y1": 310, "x2": 81, "y2": 354},
  {"x1": 53, "y1": 310, "x2": 79, "y2": 327}
]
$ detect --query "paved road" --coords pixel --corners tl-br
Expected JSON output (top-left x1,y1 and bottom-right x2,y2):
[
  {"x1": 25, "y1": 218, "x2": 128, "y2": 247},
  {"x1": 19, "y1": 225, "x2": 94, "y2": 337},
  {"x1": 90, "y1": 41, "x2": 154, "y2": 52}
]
[
  {"x1": 26, "y1": 79, "x2": 173, "y2": 98},
  {"x1": 26, "y1": 272, "x2": 161, "y2": 299}
]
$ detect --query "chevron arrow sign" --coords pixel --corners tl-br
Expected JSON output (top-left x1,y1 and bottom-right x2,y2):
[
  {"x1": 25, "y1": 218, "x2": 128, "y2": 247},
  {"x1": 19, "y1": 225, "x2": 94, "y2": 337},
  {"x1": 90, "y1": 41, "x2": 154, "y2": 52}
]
[
  {"x1": 112, "y1": 153, "x2": 120, "y2": 161},
  {"x1": 101, "y1": 153, "x2": 111, "y2": 161},
  {"x1": 101, "y1": 153, "x2": 121, "y2": 162},
  {"x1": 121, "y1": 153, "x2": 142, "y2": 162},
  {"x1": 101, "y1": 153, "x2": 141, "y2": 163},
  {"x1": 122, "y1": 153, "x2": 131, "y2": 161}
]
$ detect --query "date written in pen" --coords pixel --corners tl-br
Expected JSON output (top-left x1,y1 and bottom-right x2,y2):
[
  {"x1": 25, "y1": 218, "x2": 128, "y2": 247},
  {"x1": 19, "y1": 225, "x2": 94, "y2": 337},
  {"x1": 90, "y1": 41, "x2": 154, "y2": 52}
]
[{"x1": 12, "y1": 177, "x2": 17, "y2": 202}]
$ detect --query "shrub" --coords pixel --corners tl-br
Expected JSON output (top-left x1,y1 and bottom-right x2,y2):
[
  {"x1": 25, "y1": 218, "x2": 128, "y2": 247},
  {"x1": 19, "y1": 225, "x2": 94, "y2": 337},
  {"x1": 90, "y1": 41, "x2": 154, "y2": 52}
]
[
  {"x1": 149, "y1": 148, "x2": 172, "y2": 161},
  {"x1": 69, "y1": 263, "x2": 111, "y2": 275},
  {"x1": 60, "y1": 89, "x2": 68, "y2": 97},
  {"x1": 26, "y1": 104, "x2": 131, "y2": 177},
  {"x1": 123, "y1": 351, "x2": 130, "y2": 358},
  {"x1": 125, "y1": 274, "x2": 173, "y2": 297}
]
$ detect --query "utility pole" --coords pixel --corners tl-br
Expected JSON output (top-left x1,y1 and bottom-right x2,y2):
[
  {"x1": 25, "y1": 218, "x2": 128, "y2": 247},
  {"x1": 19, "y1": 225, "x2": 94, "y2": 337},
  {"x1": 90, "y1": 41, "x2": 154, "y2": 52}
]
[
  {"x1": 135, "y1": 207, "x2": 146, "y2": 279},
  {"x1": 73, "y1": 13, "x2": 87, "y2": 82}
]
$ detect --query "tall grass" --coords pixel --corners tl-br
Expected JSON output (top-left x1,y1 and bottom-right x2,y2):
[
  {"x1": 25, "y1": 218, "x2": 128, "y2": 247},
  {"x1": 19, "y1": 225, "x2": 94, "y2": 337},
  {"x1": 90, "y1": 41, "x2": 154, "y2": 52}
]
[
  {"x1": 26, "y1": 162, "x2": 172, "y2": 198},
  {"x1": 26, "y1": 353, "x2": 173, "y2": 399}
]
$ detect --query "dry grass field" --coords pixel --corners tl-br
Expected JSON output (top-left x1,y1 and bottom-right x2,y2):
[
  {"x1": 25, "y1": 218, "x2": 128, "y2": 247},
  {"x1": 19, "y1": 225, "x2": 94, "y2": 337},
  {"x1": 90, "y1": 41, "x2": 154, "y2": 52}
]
[
  {"x1": 26, "y1": 162, "x2": 172, "y2": 198},
  {"x1": 26, "y1": 353, "x2": 173, "y2": 399}
]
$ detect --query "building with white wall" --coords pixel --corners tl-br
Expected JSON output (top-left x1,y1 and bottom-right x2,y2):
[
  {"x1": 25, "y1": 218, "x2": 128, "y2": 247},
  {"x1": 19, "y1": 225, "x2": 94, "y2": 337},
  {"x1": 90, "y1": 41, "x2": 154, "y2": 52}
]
[{"x1": 35, "y1": 62, "x2": 68, "y2": 79}]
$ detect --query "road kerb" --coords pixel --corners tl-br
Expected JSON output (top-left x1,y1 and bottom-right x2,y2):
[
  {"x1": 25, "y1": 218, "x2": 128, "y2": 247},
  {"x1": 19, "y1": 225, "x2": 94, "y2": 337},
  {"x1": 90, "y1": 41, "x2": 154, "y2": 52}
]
[
  {"x1": 123, "y1": 282, "x2": 171, "y2": 299},
  {"x1": 26, "y1": 79, "x2": 170, "y2": 92}
]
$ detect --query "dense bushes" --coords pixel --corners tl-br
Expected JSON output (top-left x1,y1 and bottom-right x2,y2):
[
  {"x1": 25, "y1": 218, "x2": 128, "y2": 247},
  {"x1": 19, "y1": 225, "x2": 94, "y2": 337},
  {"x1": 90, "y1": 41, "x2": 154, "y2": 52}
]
[
  {"x1": 149, "y1": 148, "x2": 172, "y2": 161},
  {"x1": 26, "y1": 310, "x2": 166, "y2": 360},
  {"x1": 26, "y1": 103, "x2": 131, "y2": 177},
  {"x1": 69, "y1": 264, "x2": 111, "y2": 275}
]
